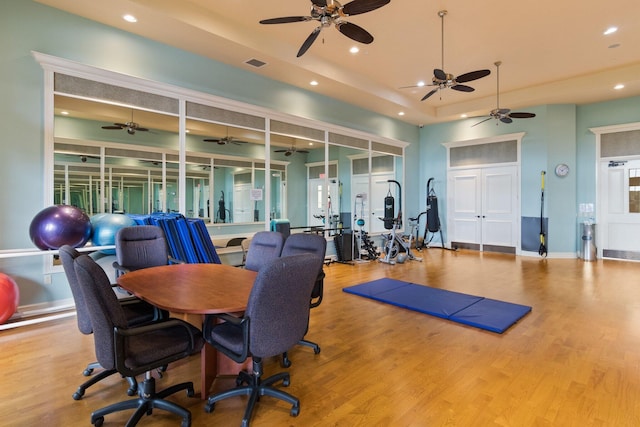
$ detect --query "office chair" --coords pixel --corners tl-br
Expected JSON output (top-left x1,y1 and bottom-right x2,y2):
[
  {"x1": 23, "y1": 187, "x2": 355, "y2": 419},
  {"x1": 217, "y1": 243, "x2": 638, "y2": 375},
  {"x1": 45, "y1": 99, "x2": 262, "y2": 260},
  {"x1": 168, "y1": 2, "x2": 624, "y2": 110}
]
[
  {"x1": 59, "y1": 245, "x2": 156, "y2": 400},
  {"x1": 226, "y1": 237, "x2": 247, "y2": 267},
  {"x1": 243, "y1": 231, "x2": 285, "y2": 272},
  {"x1": 203, "y1": 254, "x2": 323, "y2": 427},
  {"x1": 113, "y1": 225, "x2": 180, "y2": 278},
  {"x1": 280, "y1": 233, "x2": 328, "y2": 367},
  {"x1": 74, "y1": 255, "x2": 204, "y2": 427}
]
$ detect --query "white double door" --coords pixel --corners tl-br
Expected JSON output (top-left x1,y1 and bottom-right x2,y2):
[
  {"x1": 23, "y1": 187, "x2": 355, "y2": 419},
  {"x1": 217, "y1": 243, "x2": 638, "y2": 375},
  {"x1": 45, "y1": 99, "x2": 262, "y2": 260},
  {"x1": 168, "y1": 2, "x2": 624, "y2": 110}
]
[{"x1": 448, "y1": 165, "x2": 519, "y2": 251}]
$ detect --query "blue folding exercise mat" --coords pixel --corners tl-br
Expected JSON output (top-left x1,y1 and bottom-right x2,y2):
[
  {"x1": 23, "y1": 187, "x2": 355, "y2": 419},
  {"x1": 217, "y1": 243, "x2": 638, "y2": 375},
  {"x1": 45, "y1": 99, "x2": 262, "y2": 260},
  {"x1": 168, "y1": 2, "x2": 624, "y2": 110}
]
[{"x1": 343, "y1": 278, "x2": 531, "y2": 333}]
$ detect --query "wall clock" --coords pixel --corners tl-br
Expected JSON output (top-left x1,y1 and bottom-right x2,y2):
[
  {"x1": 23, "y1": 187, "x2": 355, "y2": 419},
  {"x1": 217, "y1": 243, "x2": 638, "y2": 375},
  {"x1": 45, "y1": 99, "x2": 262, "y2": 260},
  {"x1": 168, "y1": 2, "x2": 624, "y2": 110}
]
[{"x1": 555, "y1": 163, "x2": 570, "y2": 177}]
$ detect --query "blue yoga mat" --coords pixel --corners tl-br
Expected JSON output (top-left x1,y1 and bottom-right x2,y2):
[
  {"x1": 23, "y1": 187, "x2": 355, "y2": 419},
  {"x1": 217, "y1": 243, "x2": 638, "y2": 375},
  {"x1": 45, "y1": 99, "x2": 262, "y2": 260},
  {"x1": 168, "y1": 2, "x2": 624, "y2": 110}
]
[{"x1": 343, "y1": 278, "x2": 531, "y2": 333}]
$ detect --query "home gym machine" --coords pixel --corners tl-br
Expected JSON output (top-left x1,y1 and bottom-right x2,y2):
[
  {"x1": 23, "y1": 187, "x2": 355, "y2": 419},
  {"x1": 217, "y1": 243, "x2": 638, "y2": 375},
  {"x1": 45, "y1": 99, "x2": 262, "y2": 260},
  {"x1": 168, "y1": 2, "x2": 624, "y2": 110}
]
[
  {"x1": 378, "y1": 180, "x2": 422, "y2": 264},
  {"x1": 352, "y1": 193, "x2": 379, "y2": 261}
]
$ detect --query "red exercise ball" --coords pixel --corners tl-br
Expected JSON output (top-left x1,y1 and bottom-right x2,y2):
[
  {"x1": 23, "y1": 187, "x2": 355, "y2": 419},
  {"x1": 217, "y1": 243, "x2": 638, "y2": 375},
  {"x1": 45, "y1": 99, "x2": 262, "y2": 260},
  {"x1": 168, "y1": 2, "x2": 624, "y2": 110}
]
[{"x1": 0, "y1": 273, "x2": 20, "y2": 324}]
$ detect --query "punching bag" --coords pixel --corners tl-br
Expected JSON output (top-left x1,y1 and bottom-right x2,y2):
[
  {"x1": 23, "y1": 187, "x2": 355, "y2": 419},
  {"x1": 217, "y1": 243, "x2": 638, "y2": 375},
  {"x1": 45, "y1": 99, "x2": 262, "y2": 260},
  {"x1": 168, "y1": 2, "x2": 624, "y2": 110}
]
[{"x1": 384, "y1": 191, "x2": 395, "y2": 230}]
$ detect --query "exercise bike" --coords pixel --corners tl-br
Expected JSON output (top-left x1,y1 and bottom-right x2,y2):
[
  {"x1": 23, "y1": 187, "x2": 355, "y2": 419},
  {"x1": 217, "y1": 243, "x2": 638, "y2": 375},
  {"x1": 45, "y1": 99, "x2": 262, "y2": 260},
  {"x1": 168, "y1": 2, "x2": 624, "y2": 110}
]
[{"x1": 378, "y1": 180, "x2": 422, "y2": 265}]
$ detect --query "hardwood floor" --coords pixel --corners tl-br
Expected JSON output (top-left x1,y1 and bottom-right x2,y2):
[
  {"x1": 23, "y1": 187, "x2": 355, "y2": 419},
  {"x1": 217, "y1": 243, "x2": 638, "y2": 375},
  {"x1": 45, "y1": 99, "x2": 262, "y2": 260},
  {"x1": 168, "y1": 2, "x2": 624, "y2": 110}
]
[{"x1": 2, "y1": 249, "x2": 640, "y2": 426}]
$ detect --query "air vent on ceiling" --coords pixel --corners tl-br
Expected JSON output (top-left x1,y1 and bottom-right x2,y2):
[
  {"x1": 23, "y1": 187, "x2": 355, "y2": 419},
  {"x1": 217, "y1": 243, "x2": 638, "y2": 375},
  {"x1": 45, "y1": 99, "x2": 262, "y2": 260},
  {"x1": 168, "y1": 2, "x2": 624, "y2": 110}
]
[{"x1": 245, "y1": 58, "x2": 267, "y2": 68}]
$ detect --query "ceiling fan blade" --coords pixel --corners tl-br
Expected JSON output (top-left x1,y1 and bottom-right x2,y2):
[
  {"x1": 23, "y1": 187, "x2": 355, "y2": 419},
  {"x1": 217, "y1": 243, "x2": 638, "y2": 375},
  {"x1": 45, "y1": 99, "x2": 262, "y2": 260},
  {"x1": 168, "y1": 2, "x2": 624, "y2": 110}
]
[
  {"x1": 274, "y1": 149, "x2": 288, "y2": 153},
  {"x1": 497, "y1": 108, "x2": 511, "y2": 115},
  {"x1": 433, "y1": 69, "x2": 447, "y2": 81},
  {"x1": 311, "y1": 0, "x2": 328, "y2": 7},
  {"x1": 450, "y1": 84, "x2": 475, "y2": 93},
  {"x1": 296, "y1": 150, "x2": 310, "y2": 154},
  {"x1": 500, "y1": 117, "x2": 513, "y2": 124},
  {"x1": 203, "y1": 138, "x2": 221, "y2": 143},
  {"x1": 259, "y1": 16, "x2": 309, "y2": 25},
  {"x1": 102, "y1": 125, "x2": 123, "y2": 130},
  {"x1": 342, "y1": 0, "x2": 390, "y2": 16},
  {"x1": 471, "y1": 117, "x2": 493, "y2": 127},
  {"x1": 337, "y1": 22, "x2": 374, "y2": 44},
  {"x1": 136, "y1": 127, "x2": 149, "y2": 132},
  {"x1": 509, "y1": 112, "x2": 536, "y2": 119},
  {"x1": 456, "y1": 69, "x2": 491, "y2": 84},
  {"x1": 421, "y1": 88, "x2": 438, "y2": 101},
  {"x1": 297, "y1": 26, "x2": 322, "y2": 57}
]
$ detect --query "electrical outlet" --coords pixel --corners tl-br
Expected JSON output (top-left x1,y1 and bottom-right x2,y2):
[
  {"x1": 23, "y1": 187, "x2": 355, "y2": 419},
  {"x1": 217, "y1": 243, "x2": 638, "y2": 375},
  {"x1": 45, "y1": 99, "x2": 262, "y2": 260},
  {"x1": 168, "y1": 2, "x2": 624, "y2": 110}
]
[{"x1": 43, "y1": 274, "x2": 52, "y2": 285}]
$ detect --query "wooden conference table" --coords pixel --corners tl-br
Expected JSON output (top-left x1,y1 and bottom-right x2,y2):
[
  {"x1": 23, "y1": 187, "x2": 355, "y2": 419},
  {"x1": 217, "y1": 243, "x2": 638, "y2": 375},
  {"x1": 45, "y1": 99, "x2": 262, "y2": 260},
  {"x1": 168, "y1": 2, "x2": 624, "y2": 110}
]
[{"x1": 117, "y1": 263, "x2": 258, "y2": 399}]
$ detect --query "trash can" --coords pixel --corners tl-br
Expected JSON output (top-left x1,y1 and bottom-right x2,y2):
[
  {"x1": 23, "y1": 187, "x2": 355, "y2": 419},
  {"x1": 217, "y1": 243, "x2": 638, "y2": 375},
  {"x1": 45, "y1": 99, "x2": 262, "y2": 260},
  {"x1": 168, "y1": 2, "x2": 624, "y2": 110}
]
[{"x1": 579, "y1": 223, "x2": 596, "y2": 261}]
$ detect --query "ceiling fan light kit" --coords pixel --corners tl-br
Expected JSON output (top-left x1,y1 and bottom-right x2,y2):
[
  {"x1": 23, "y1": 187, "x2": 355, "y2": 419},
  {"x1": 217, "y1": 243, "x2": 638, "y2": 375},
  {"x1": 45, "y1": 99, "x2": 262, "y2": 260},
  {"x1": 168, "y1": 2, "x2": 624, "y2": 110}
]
[{"x1": 259, "y1": 0, "x2": 390, "y2": 57}]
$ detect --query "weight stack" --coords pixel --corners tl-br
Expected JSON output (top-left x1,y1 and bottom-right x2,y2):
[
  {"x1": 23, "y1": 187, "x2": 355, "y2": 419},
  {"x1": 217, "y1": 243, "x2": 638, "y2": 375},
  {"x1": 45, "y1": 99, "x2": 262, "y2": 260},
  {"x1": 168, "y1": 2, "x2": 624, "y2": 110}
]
[{"x1": 333, "y1": 232, "x2": 353, "y2": 262}]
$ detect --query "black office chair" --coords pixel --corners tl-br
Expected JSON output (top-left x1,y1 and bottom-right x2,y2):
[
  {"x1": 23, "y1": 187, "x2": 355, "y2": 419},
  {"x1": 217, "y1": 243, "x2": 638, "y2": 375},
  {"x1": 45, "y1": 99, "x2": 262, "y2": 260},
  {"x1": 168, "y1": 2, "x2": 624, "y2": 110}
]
[
  {"x1": 74, "y1": 255, "x2": 204, "y2": 427},
  {"x1": 226, "y1": 237, "x2": 247, "y2": 267},
  {"x1": 243, "y1": 231, "x2": 285, "y2": 272},
  {"x1": 203, "y1": 254, "x2": 323, "y2": 427},
  {"x1": 113, "y1": 225, "x2": 180, "y2": 278},
  {"x1": 280, "y1": 233, "x2": 328, "y2": 366},
  {"x1": 59, "y1": 245, "x2": 157, "y2": 400}
]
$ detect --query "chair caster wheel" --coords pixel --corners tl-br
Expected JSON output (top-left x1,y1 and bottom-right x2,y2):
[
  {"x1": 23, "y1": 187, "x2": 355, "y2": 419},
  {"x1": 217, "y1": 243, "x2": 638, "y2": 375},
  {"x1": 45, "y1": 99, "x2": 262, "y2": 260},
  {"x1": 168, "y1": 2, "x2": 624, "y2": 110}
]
[
  {"x1": 204, "y1": 403, "x2": 215, "y2": 413},
  {"x1": 186, "y1": 387, "x2": 195, "y2": 398},
  {"x1": 313, "y1": 347, "x2": 321, "y2": 355},
  {"x1": 290, "y1": 404, "x2": 300, "y2": 417},
  {"x1": 83, "y1": 368, "x2": 93, "y2": 376},
  {"x1": 282, "y1": 377, "x2": 290, "y2": 387},
  {"x1": 72, "y1": 389, "x2": 84, "y2": 400},
  {"x1": 282, "y1": 358, "x2": 291, "y2": 368},
  {"x1": 127, "y1": 387, "x2": 136, "y2": 396},
  {"x1": 92, "y1": 416, "x2": 104, "y2": 427}
]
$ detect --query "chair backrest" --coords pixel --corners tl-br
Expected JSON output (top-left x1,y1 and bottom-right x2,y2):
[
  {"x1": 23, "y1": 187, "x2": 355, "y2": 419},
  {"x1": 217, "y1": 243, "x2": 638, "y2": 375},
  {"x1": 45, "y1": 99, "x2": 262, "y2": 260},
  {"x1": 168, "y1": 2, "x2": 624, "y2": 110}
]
[
  {"x1": 244, "y1": 231, "x2": 285, "y2": 272},
  {"x1": 74, "y1": 255, "x2": 129, "y2": 371},
  {"x1": 59, "y1": 245, "x2": 93, "y2": 335},
  {"x1": 245, "y1": 254, "x2": 323, "y2": 359},
  {"x1": 281, "y1": 233, "x2": 327, "y2": 302},
  {"x1": 115, "y1": 225, "x2": 169, "y2": 271},
  {"x1": 281, "y1": 233, "x2": 327, "y2": 260}
]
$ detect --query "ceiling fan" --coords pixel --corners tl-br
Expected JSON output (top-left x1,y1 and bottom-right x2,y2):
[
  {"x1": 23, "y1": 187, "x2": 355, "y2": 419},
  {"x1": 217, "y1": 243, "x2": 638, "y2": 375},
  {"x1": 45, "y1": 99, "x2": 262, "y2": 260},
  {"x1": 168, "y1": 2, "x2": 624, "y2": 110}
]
[
  {"x1": 259, "y1": 0, "x2": 390, "y2": 57},
  {"x1": 472, "y1": 61, "x2": 536, "y2": 127},
  {"x1": 403, "y1": 10, "x2": 490, "y2": 101},
  {"x1": 101, "y1": 110, "x2": 149, "y2": 135},
  {"x1": 274, "y1": 146, "x2": 310, "y2": 156},
  {"x1": 203, "y1": 135, "x2": 248, "y2": 145}
]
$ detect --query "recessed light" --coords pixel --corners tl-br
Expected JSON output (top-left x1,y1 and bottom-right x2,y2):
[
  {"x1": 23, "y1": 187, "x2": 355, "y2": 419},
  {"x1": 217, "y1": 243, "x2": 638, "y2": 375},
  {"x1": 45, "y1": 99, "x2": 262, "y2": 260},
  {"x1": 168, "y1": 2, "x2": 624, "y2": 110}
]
[
  {"x1": 604, "y1": 26, "x2": 618, "y2": 35},
  {"x1": 398, "y1": 111, "x2": 405, "y2": 116},
  {"x1": 349, "y1": 46, "x2": 359, "y2": 54},
  {"x1": 417, "y1": 81, "x2": 425, "y2": 87},
  {"x1": 310, "y1": 80, "x2": 319, "y2": 86},
  {"x1": 60, "y1": 111, "x2": 69, "y2": 115},
  {"x1": 460, "y1": 114, "x2": 467, "y2": 118},
  {"x1": 123, "y1": 14, "x2": 137, "y2": 23},
  {"x1": 614, "y1": 84, "x2": 625, "y2": 90}
]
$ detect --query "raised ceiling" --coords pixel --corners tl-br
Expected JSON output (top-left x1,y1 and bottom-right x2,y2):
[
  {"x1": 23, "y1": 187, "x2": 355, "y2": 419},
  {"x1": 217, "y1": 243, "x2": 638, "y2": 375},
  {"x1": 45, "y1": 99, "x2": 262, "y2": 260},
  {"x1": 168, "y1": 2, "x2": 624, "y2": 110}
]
[{"x1": 38, "y1": 0, "x2": 640, "y2": 126}]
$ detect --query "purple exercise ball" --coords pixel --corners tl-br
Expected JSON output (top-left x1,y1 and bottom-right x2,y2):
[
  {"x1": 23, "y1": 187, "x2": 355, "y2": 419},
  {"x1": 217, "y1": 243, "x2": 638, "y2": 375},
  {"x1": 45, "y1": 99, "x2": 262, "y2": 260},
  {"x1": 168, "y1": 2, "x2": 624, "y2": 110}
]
[{"x1": 29, "y1": 205, "x2": 92, "y2": 250}]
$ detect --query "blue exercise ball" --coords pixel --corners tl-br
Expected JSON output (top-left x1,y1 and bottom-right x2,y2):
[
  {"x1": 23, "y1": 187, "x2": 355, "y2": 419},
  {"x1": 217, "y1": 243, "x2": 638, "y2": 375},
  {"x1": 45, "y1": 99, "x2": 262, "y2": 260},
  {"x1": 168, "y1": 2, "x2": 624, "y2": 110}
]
[
  {"x1": 91, "y1": 214, "x2": 136, "y2": 254},
  {"x1": 29, "y1": 205, "x2": 92, "y2": 250}
]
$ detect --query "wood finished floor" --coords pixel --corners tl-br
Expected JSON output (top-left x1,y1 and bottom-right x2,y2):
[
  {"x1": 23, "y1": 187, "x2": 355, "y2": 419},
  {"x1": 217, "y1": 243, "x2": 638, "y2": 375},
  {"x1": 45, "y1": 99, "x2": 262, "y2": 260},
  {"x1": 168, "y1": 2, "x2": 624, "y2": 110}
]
[{"x1": 2, "y1": 249, "x2": 640, "y2": 426}]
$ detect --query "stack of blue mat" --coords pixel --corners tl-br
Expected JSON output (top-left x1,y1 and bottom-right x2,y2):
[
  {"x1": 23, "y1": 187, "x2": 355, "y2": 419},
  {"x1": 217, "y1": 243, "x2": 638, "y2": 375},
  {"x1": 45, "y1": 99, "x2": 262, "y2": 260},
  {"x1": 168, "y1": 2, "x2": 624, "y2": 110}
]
[
  {"x1": 343, "y1": 278, "x2": 531, "y2": 333},
  {"x1": 128, "y1": 213, "x2": 221, "y2": 264}
]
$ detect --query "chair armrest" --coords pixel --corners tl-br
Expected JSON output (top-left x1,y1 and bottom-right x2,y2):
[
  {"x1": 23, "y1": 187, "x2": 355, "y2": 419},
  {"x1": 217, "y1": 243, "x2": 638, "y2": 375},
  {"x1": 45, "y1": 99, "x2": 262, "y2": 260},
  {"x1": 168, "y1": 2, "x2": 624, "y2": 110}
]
[
  {"x1": 112, "y1": 261, "x2": 131, "y2": 278},
  {"x1": 202, "y1": 313, "x2": 250, "y2": 363},
  {"x1": 114, "y1": 318, "x2": 202, "y2": 376}
]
